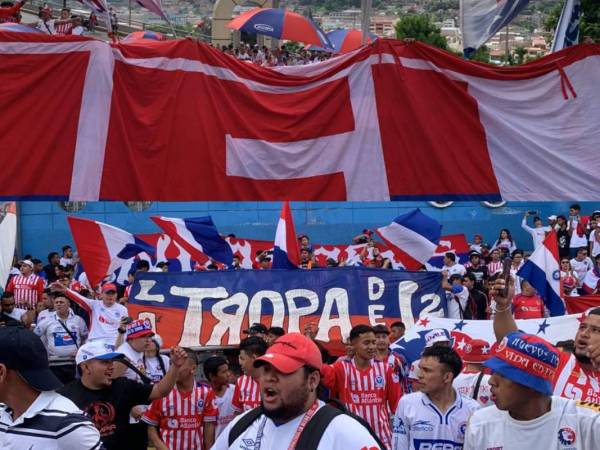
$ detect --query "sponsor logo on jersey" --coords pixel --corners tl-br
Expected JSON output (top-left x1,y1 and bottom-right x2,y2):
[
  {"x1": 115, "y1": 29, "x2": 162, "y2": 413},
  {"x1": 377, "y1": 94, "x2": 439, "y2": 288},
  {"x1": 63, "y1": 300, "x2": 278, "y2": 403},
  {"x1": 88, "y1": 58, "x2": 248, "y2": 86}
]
[
  {"x1": 459, "y1": 422, "x2": 467, "y2": 436},
  {"x1": 167, "y1": 418, "x2": 178, "y2": 428},
  {"x1": 411, "y1": 420, "x2": 434, "y2": 432},
  {"x1": 414, "y1": 438, "x2": 463, "y2": 450},
  {"x1": 557, "y1": 427, "x2": 576, "y2": 446},
  {"x1": 392, "y1": 416, "x2": 406, "y2": 435}
]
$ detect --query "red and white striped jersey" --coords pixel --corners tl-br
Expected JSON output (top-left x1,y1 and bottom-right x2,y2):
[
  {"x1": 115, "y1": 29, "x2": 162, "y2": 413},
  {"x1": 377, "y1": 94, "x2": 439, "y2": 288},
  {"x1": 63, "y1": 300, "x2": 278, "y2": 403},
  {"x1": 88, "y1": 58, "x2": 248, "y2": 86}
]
[
  {"x1": 6, "y1": 274, "x2": 45, "y2": 309},
  {"x1": 321, "y1": 358, "x2": 401, "y2": 449},
  {"x1": 142, "y1": 384, "x2": 217, "y2": 450},
  {"x1": 486, "y1": 260, "x2": 503, "y2": 276},
  {"x1": 124, "y1": 284, "x2": 132, "y2": 298},
  {"x1": 54, "y1": 22, "x2": 73, "y2": 35},
  {"x1": 231, "y1": 375, "x2": 261, "y2": 413}
]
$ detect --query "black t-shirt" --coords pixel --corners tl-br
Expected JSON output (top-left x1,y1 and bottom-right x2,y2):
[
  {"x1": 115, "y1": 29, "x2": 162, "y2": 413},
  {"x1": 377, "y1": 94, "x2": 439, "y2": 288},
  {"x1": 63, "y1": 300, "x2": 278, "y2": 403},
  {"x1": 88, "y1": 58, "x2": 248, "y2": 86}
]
[
  {"x1": 466, "y1": 265, "x2": 488, "y2": 292},
  {"x1": 58, "y1": 377, "x2": 153, "y2": 450},
  {"x1": 468, "y1": 289, "x2": 489, "y2": 320},
  {"x1": 557, "y1": 227, "x2": 570, "y2": 258}
]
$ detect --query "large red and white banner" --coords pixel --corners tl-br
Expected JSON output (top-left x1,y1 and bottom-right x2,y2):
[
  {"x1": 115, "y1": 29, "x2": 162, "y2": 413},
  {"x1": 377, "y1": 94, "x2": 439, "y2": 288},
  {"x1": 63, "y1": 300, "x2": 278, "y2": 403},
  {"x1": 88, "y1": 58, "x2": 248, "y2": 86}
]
[{"x1": 1, "y1": 33, "x2": 599, "y2": 201}]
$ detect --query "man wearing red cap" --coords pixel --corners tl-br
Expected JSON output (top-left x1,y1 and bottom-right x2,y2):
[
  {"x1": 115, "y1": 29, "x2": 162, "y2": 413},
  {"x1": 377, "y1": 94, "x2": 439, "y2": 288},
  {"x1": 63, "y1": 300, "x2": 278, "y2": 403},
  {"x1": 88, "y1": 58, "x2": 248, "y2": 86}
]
[
  {"x1": 464, "y1": 331, "x2": 600, "y2": 449},
  {"x1": 452, "y1": 338, "x2": 493, "y2": 406},
  {"x1": 492, "y1": 278, "x2": 600, "y2": 404},
  {"x1": 59, "y1": 282, "x2": 128, "y2": 343},
  {"x1": 212, "y1": 333, "x2": 383, "y2": 449}
]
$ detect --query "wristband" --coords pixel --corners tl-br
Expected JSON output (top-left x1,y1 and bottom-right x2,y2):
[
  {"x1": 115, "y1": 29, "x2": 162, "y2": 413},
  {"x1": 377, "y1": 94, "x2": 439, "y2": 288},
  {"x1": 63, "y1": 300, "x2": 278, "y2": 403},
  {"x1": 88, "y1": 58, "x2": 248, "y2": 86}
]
[
  {"x1": 495, "y1": 304, "x2": 512, "y2": 313},
  {"x1": 118, "y1": 328, "x2": 126, "y2": 334}
]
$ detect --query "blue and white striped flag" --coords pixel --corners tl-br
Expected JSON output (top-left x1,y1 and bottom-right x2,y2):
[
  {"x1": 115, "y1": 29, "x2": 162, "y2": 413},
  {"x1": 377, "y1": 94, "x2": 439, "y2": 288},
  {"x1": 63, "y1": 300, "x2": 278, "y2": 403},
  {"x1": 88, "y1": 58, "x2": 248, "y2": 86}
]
[
  {"x1": 461, "y1": 0, "x2": 531, "y2": 58},
  {"x1": 550, "y1": 0, "x2": 581, "y2": 52}
]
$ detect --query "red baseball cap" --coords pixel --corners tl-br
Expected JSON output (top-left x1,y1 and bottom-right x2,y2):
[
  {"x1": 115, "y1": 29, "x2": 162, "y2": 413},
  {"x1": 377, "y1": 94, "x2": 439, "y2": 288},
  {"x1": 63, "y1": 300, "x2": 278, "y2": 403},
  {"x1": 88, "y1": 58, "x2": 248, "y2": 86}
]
[
  {"x1": 254, "y1": 333, "x2": 322, "y2": 374},
  {"x1": 102, "y1": 283, "x2": 117, "y2": 293},
  {"x1": 459, "y1": 339, "x2": 491, "y2": 364}
]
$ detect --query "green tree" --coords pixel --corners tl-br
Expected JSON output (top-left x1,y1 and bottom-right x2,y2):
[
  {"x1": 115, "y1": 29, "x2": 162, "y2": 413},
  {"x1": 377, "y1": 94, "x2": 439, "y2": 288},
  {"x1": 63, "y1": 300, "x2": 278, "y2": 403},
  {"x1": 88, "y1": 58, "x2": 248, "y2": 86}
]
[
  {"x1": 470, "y1": 45, "x2": 491, "y2": 64},
  {"x1": 394, "y1": 14, "x2": 448, "y2": 50},
  {"x1": 514, "y1": 46, "x2": 526, "y2": 65},
  {"x1": 545, "y1": 0, "x2": 600, "y2": 42}
]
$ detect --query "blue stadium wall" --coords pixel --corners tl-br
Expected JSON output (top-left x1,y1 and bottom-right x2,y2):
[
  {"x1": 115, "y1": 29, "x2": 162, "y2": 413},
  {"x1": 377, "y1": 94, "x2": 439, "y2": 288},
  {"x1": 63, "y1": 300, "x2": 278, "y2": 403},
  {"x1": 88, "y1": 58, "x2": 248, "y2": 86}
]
[{"x1": 16, "y1": 201, "x2": 600, "y2": 260}]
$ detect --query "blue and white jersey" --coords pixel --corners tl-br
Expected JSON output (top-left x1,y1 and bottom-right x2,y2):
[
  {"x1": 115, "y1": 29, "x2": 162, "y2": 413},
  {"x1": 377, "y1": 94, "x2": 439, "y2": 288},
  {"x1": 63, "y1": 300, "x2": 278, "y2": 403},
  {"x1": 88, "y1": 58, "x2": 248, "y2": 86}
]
[{"x1": 392, "y1": 389, "x2": 480, "y2": 450}]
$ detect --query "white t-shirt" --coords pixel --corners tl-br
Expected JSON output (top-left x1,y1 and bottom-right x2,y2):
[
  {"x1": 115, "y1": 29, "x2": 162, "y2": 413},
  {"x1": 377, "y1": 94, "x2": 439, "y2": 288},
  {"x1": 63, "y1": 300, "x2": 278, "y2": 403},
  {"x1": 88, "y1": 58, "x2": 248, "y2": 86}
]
[
  {"x1": 446, "y1": 287, "x2": 469, "y2": 320},
  {"x1": 5, "y1": 307, "x2": 26, "y2": 322},
  {"x1": 117, "y1": 341, "x2": 145, "y2": 382},
  {"x1": 453, "y1": 371, "x2": 494, "y2": 407},
  {"x1": 66, "y1": 290, "x2": 128, "y2": 342},
  {"x1": 212, "y1": 400, "x2": 382, "y2": 450},
  {"x1": 521, "y1": 219, "x2": 550, "y2": 249},
  {"x1": 144, "y1": 354, "x2": 170, "y2": 383},
  {"x1": 570, "y1": 257, "x2": 593, "y2": 288},
  {"x1": 590, "y1": 229, "x2": 600, "y2": 257},
  {"x1": 464, "y1": 396, "x2": 600, "y2": 450},
  {"x1": 568, "y1": 218, "x2": 589, "y2": 249},
  {"x1": 34, "y1": 310, "x2": 88, "y2": 357},
  {"x1": 442, "y1": 263, "x2": 467, "y2": 277},
  {"x1": 213, "y1": 384, "x2": 236, "y2": 438},
  {"x1": 392, "y1": 390, "x2": 480, "y2": 450},
  {"x1": 36, "y1": 19, "x2": 55, "y2": 34}
]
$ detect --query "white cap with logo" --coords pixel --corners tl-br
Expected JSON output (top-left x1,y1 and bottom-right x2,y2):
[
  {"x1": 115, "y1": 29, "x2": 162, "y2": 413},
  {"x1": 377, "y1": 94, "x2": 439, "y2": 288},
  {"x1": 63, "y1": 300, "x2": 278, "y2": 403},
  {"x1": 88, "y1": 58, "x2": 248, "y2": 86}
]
[{"x1": 75, "y1": 341, "x2": 124, "y2": 365}]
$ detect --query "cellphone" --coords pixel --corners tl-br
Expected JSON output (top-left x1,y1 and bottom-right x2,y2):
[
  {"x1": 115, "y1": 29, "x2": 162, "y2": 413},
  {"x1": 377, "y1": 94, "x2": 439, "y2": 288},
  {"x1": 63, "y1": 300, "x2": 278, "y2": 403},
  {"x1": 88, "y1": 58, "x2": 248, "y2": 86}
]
[{"x1": 527, "y1": 210, "x2": 538, "y2": 215}]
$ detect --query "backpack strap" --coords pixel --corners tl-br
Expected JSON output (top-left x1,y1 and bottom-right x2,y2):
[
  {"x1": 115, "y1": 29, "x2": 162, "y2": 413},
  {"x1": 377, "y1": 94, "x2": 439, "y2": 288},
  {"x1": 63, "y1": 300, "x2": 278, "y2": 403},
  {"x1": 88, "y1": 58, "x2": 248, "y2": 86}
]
[
  {"x1": 296, "y1": 404, "x2": 387, "y2": 450},
  {"x1": 472, "y1": 372, "x2": 485, "y2": 401},
  {"x1": 228, "y1": 406, "x2": 264, "y2": 446}
]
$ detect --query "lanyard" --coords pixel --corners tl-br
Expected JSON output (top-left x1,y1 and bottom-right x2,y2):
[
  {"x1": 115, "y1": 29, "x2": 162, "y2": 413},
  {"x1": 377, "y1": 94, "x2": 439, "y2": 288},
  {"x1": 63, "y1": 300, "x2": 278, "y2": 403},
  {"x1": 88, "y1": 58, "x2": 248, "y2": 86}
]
[{"x1": 253, "y1": 401, "x2": 319, "y2": 450}]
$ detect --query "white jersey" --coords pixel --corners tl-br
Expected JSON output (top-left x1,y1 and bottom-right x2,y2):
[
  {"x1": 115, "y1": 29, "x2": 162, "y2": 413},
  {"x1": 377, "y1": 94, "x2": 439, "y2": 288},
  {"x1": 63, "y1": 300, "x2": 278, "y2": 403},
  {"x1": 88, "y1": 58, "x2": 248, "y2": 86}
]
[
  {"x1": 117, "y1": 341, "x2": 145, "y2": 382},
  {"x1": 212, "y1": 400, "x2": 382, "y2": 450},
  {"x1": 0, "y1": 391, "x2": 101, "y2": 450},
  {"x1": 144, "y1": 354, "x2": 170, "y2": 383},
  {"x1": 570, "y1": 257, "x2": 594, "y2": 288},
  {"x1": 464, "y1": 396, "x2": 600, "y2": 450},
  {"x1": 36, "y1": 308, "x2": 54, "y2": 325},
  {"x1": 392, "y1": 390, "x2": 480, "y2": 450},
  {"x1": 452, "y1": 371, "x2": 494, "y2": 407},
  {"x1": 34, "y1": 310, "x2": 88, "y2": 357},
  {"x1": 212, "y1": 384, "x2": 236, "y2": 438},
  {"x1": 65, "y1": 289, "x2": 128, "y2": 342}
]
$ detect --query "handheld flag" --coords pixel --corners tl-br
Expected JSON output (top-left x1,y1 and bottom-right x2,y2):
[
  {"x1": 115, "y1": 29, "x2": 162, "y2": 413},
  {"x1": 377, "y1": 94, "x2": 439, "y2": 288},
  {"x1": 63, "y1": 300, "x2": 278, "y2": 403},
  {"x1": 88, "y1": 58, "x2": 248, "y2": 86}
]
[
  {"x1": 550, "y1": 0, "x2": 581, "y2": 52},
  {"x1": 376, "y1": 209, "x2": 442, "y2": 270},
  {"x1": 67, "y1": 217, "x2": 156, "y2": 288},
  {"x1": 151, "y1": 216, "x2": 233, "y2": 266},
  {"x1": 517, "y1": 230, "x2": 565, "y2": 316},
  {"x1": 427, "y1": 234, "x2": 470, "y2": 268},
  {"x1": 272, "y1": 201, "x2": 301, "y2": 269},
  {"x1": 461, "y1": 0, "x2": 531, "y2": 58}
]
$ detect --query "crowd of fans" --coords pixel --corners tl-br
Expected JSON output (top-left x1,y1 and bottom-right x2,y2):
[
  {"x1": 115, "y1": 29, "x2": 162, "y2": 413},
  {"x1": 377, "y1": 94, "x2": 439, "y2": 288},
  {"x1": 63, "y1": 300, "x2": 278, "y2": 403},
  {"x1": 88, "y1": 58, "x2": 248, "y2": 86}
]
[{"x1": 0, "y1": 204, "x2": 599, "y2": 449}]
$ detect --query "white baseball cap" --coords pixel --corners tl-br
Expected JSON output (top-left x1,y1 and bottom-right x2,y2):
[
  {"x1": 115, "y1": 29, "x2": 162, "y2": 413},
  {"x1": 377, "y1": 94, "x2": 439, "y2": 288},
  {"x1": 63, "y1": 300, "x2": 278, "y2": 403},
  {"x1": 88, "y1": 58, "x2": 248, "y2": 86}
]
[
  {"x1": 75, "y1": 341, "x2": 124, "y2": 365},
  {"x1": 424, "y1": 329, "x2": 451, "y2": 348},
  {"x1": 548, "y1": 215, "x2": 558, "y2": 221}
]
